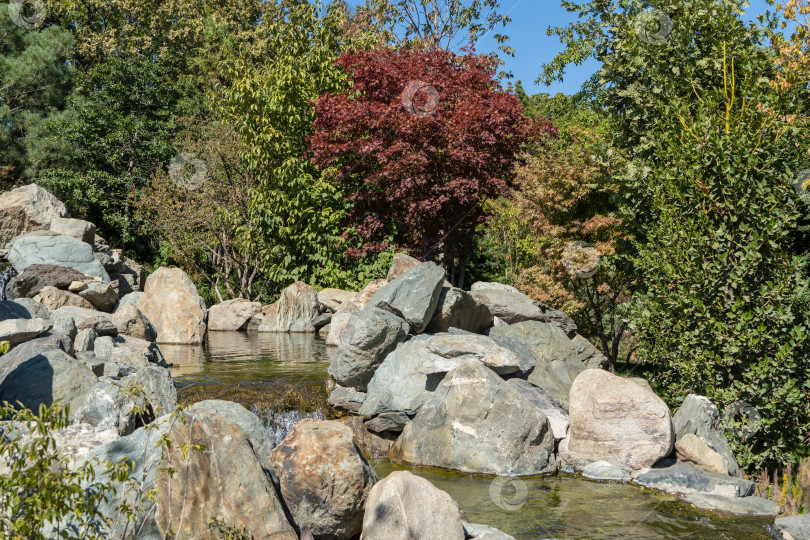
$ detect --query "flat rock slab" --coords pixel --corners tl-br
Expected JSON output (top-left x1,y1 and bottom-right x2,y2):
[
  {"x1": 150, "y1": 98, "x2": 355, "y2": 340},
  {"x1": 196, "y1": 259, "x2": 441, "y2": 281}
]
[
  {"x1": 582, "y1": 461, "x2": 631, "y2": 482},
  {"x1": 391, "y1": 360, "x2": 556, "y2": 476},
  {"x1": 8, "y1": 231, "x2": 109, "y2": 282},
  {"x1": 369, "y1": 261, "x2": 445, "y2": 333},
  {"x1": 633, "y1": 461, "x2": 755, "y2": 497},
  {"x1": 772, "y1": 515, "x2": 810, "y2": 539},
  {"x1": 422, "y1": 333, "x2": 533, "y2": 375},
  {"x1": 0, "y1": 318, "x2": 52, "y2": 345},
  {"x1": 683, "y1": 494, "x2": 780, "y2": 517}
]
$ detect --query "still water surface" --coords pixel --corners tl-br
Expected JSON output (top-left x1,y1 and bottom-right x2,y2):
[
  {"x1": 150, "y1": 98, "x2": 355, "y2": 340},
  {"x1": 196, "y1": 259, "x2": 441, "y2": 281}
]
[{"x1": 169, "y1": 331, "x2": 774, "y2": 540}]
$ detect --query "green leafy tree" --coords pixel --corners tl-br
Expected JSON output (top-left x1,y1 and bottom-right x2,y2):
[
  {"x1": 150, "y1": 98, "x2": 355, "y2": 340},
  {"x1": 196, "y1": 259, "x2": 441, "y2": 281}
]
[
  {"x1": 544, "y1": 0, "x2": 810, "y2": 468},
  {"x1": 216, "y1": 0, "x2": 385, "y2": 293},
  {"x1": 0, "y1": 3, "x2": 74, "y2": 185}
]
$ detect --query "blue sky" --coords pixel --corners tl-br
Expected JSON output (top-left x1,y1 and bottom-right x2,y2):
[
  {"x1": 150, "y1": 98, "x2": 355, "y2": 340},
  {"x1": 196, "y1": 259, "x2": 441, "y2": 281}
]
[
  {"x1": 475, "y1": 0, "x2": 779, "y2": 96},
  {"x1": 340, "y1": 0, "x2": 781, "y2": 96}
]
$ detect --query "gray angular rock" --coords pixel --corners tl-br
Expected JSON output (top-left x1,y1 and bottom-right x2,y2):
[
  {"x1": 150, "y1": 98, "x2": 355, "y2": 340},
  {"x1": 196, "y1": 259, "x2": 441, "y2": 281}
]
[
  {"x1": 326, "y1": 312, "x2": 352, "y2": 346},
  {"x1": 633, "y1": 461, "x2": 754, "y2": 497},
  {"x1": 2, "y1": 333, "x2": 73, "y2": 364},
  {"x1": 364, "y1": 412, "x2": 409, "y2": 434},
  {"x1": 683, "y1": 494, "x2": 780, "y2": 517},
  {"x1": 421, "y1": 333, "x2": 533, "y2": 375},
  {"x1": 369, "y1": 261, "x2": 445, "y2": 333},
  {"x1": 341, "y1": 416, "x2": 397, "y2": 459},
  {"x1": 471, "y1": 287, "x2": 577, "y2": 335},
  {"x1": 0, "y1": 300, "x2": 34, "y2": 321},
  {"x1": 0, "y1": 317, "x2": 52, "y2": 345},
  {"x1": 48, "y1": 312, "x2": 78, "y2": 340},
  {"x1": 360, "y1": 471, "x2": 465, "y2": 540},
  {"x1": 11, "y1": 298, "x2": 51, "y2": 319},
  {"x1": 559, "y1": 369, "x2": 674, "y2": 473},
  {"x1": 8, "y1": 231, "x2": 109, "y2": 282},
  {"x1": 571, "y1": 334, "x2": 608, "y2": 369},
  {"x1": 318, "y1": 288, "x2": 357, "y2": 313},
  {"x1": 269, "y1": 419, "x2": 378, "y2": 539},
  {"x1": 359, "y1": 335, "x2": 444, "y2": 416},
  {"x1": 51, "y1": 305, "x2": 113, "y2": 328},
  {"x1": 488, "y1": 321, "x2": 584, "y2": 411},
  {"x1": 0, "y1": 349, "x2": 97, "y2": 412},
  {"x1": 258, "y1": 281, "x2": 321, "y2": 333},
  {"x1": 507, "y1": 379, "x2": 569, "y2": 440},
  {"x1": 75, "y1": 379, "x2": 148, "y2": 435},
  {"x1": 582, "y1": 461, "x2": 631, "y2": 482},
  {"x1": 116, "y1": 291, "x2": 143, "y2": 311},
  {"x1": 49, "y1": 217, "x2": 96, "y2": 244},
  {"x1": 426, "y1": 286, "x2": 493, "y2": 334},
  {"x1": 773, "y1": 515, "x2": 810, "y2": 539},
  {"x1": 470, "y1": 281, "x2": 520, "y2": 293},
  {"x1": 671, "y1": 394, "x2": 741, "y2": 478},
  {"x1": 111, "y1": 303, "x2": 156, "y2": 341},
  {"x1": 74, "y1": 328, "x2": 97, "y2": 352},
  {"x1": 78, "y1": 281, "x2": 119, "y2": 312},
  {"x1": 328, "y1": 386, "x2": 366, "y2": 414},
  {"x1": 138, "y1": 267, "x2": 206, "y2": 344},
  {"x1": 391, "y1": 360, "x2": 556, "y2": 476},
  {"x1": 328, "y1": 307, "x2": 410, "y2": 391},
  {"x1": 0, "y1": 184, "x2": 68, "y2": 245},
  {"x1": 78, "y1": 315, "x2": 118, "y2": 336},
  {"x1": 207, "y1": 298, "x2": 262, "y2": 331}
]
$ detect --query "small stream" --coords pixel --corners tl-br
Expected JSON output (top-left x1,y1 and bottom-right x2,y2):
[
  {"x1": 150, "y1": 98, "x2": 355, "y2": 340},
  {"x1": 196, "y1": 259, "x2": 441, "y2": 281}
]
[{"x1": 169, "y1": 331, "x2": 774, "y2": 540}]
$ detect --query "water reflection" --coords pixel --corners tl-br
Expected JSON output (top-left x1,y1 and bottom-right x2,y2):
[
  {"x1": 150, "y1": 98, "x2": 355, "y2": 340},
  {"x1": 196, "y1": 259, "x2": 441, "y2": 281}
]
[{"x1": 168, "y1": 331, "x2": 333, "y2": 386}]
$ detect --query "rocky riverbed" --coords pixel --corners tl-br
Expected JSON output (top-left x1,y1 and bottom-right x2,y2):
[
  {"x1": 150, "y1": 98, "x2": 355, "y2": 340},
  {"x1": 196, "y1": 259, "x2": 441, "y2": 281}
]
[{"x1": 0, "y1": 183, "x2": 807, "y2": 540}]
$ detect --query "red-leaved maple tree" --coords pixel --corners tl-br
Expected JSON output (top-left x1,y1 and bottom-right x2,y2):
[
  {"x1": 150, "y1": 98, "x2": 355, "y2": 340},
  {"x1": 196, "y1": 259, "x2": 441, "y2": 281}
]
[{"x1": 310, "y1": 48, "x2": 552, "y2": 286}]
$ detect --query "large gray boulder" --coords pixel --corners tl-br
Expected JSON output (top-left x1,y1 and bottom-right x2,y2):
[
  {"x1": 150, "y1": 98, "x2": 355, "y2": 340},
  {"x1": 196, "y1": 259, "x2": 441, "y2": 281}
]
[
  {"x1": 138, "y1": 267, "x2": 206, "y2": 344},
  {"x1": 360, "y1": 471, "x2": 465, "y2": 540},
  {"x1": 207, "y1": 298, "x2": 262, "y2": 331},
  {"x1": 391, "y1": 360, "x2": 556, "y2": 476},
  {"x1": 0, "y1": 349, "x2": 97, "y2": 412},
  {"x1": 269, "y1": 419, "x2": 377, "y2": 539},
  {"x1": 328, "y1": 307, "x2": 410, "y2": 391},
  {"x1": 258, "y1": 281, "x2": 320, "y2": 332},
  {"x1": 0, "y1": 300, "x2": 36, "y2": 321},
  {"x1": 5, "y1": 264, "x2": 92, "y2": 299},
  {"x1": 420, "y1": 333, "x2": 533, "y2": 376},
  {"x1": 2, "y1": 333, "x2": 73, "y2": 364},
  {"x1": 571, "y1": 334, "x2": 608, "y2": 369},
  {"x1": 426, "y1": 286, "x2": 493, "y2": 334},
  {"x1": 369, "y1": 262, "x2": 445, "y2": 334},
  {"x1": 8, "y1": 231, "x2": 109, "y2": 282},
  {"x1": 359, "y1": 336, "x2": 438, "y2": 416},
  {"x1": 671, "y1": 394, "x2": 741, "y2": 477},
  {"x1": 471, "y1": 287, "x2": 576, "y2": 335},
  {"x1": 0, "y1": 317, "x2": 52, "y2": 345},
  {"x1": 488, "y1": 321, "x2": 584, "y2": 411},
  {"x1": 559, "y1": 369, "x2": 674, "y2": 473},
  {"x1": 0, "y1": 184, "x2": 68, "y2": 245}
]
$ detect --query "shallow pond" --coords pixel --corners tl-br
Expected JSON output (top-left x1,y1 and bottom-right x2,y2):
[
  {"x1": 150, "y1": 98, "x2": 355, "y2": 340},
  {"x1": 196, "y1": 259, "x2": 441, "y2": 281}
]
[{"x1": 170, "y1": 331, "x2": 774, "y2": 540}]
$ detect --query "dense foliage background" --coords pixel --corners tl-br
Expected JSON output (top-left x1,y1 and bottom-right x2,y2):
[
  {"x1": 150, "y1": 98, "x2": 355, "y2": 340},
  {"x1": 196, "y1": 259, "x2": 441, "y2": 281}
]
[{"x1": 1, "y1": 0, "x2": 808, "y2": 470}]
